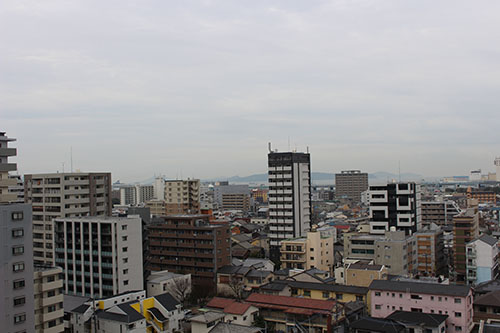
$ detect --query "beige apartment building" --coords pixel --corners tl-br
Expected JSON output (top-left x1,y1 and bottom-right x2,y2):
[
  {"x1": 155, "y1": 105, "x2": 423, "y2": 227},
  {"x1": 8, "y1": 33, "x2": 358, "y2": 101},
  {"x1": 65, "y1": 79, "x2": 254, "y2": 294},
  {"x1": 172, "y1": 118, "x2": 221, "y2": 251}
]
[
  {"x1": 164, "y1": 179, "x2": 200, "y2": 214},
  {"x1": 34, "y1": 266, "x2": 64, "y2": 333},
  {"x1": 345, "y1": 261, "x2": 388, "y2": 287},
  {"x1": 24, "y1": 172, "x2": 112, "y2": 265},
  {"x1": 280, "y1": 226, "x2": 336, "y2": 273}
]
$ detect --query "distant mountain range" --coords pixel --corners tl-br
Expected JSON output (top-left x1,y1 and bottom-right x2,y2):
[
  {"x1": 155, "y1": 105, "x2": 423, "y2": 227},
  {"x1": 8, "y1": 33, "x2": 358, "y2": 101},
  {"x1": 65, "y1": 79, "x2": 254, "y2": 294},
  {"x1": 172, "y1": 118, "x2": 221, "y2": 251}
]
[
  {"x1": 206, "y1": 171, "x2": 425, "y2": 184},
  {"x1": 121, "y1": 171, "x2": 427, "y2": 186}
]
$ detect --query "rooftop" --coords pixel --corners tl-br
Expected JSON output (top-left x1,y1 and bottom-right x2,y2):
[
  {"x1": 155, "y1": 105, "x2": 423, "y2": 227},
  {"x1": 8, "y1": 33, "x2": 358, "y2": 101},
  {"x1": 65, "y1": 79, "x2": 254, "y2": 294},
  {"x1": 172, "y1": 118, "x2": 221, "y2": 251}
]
[
  {"x1": 369, "y1": 280, "x2": 470, "y2": 297},
  {"x1": 386, "y1": 311, "x2": 448, "y2": 328},
  {"x1": 246, "y1": 293, "x2": 336, "y2": 313},
  {"x1": 474, "y1": 290, "x2": 500, "y2": 307}
]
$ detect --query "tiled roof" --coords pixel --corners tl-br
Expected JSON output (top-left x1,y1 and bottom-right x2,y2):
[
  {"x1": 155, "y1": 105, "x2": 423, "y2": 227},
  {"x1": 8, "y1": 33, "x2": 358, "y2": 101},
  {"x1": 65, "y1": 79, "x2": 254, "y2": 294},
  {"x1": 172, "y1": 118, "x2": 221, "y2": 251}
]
[
  {"x1": 286, "y1": 280, "x2": 368, "y2": 295},
  {"x1": 386, "y1": 311, "x2": 448, "y2": 328},
  {"x1": 479, "y1": 234, "x2": 498, "y2": 246},
  {"x1": 350, "y1": 317, "x2": 405, "y2": 333},
  {"x1": 474, "y1": 290, "x2": 500, "y2": 307},
  {"x1": 155, "y1": 293, "x2": 179, "y2": 311},
  {"x1": 224, "y1": 302, "x2": 253, "y2": 315},
  {"x1": 206, "y1": 297, "x2": 236, "y2": 310},
  {"x1": 246, "y1": 293, "x2": 335, "y2": 312},
  {"x1": 369, "y1": 280, "x2": 471, "y2": 297},
  {"x1": 210, "y1": 323, "x2": 262, "y2": 333}
]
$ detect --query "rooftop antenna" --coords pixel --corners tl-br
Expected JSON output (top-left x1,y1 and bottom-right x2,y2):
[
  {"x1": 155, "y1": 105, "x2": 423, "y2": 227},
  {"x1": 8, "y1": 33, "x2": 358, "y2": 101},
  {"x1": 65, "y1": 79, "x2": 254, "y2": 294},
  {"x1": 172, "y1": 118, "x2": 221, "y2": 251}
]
[
  {"x1": 61, "y1": 162, "x2": 65, "y2": 173},
  {"x1": 288, "y1": 136, "x2": 290, "y2": 151},
  {"x1": 268, "y1": 142, "x2": 272, "y2": 153},
  {"x1": 307, "y1": 146, "x2": 309, "y2": 154},
  {"x1": 398, "y1": 160, "x2": 401, "y2": 182},
  {"x1": 70, "y1": 146, "x2": 73, "y2": 172}
]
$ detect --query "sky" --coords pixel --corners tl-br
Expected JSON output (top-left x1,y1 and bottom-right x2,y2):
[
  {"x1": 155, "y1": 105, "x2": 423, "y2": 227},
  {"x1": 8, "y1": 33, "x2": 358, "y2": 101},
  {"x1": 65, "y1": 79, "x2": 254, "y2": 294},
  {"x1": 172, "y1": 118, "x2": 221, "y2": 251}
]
[{"x1": 2, "y1": 0, "x2": 500, "y2": 182}]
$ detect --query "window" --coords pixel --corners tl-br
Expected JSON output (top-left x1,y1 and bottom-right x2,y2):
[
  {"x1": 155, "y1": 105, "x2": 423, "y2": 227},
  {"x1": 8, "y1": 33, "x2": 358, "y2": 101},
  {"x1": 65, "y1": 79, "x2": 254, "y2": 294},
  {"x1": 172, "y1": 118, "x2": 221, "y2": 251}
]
[
  {"x1": 375, "y1": 292, "x2": 381, "y2": 297},
  {"x1": 48, "y1": 305, "x2": 56, "y2": 313},
  {"x1": 12, "y1": 212, "x2": 24, "y2": 221},
  {"x1": 122, "y1": 236, "x2": 128, "y2": 241},
  {"x1": 122, "y1": 247, "x2": 128, "y2": 252},
  {"x1": 12, "y1": 228, "x2": 24, "y2": 238},
  {"x1": 410, "y1": 294, "x2": 422, "y2": 300},
  {"x1": 455, "y1": 326, "x2": 462, "y2": 332},
  {"x1": 438, "y1": 297, "x2": 442, "y2": 302},
  {"x1": 13, "y1": 297, "x2": 25, "y2": 306},
  {"x1": 375, "y1": 304, "x2": 381, "y2": 310},
  {"x1": 13, "y1": 279, "x2": 25, "y2": 289},
  {"x1": 454, "y1": 298, "x2": 461, "y2": 304},
  {"x1": 13, "y1": 262, "x2": 25, "y2": 272},
  {"x1": 14, "y1": 313, "x2": 26, "y2": 324},
  {"x1": 455, "y1": 312, "x2": 462, "y2": 318},
  {"x1": 322, "y1": 292, "x2": 329, "y2": 298},
  {"x1": 123, "y1": 269, "x2": 128, "y2": 275},
  {"x1": 122, "y1": 225, "x2": 127, "y2": 230},
  {"x1": 124, "y1": 280, "x2": 129, "y2": 286},
  {"x1": 336, "y1": 294, "x2": 343, "y2": 300},
  {"x1": 392, "y1": 293, "x2": 395, "y2": 298},
  {"x1": 12, "y1": 246, "x2": 24, "y2": 256},
  {"x1": 431, "y1": 296, "x2": 434, "y2": 301},
  {"x1": 47, "y1": 290, "x2": 56, "y2": 297},
  {"x1": 399, "y1": 294, "x2": 403, "y2": 298},
  {"x1": 123, "y1": 258, "x2": 128, "y2": 263}
]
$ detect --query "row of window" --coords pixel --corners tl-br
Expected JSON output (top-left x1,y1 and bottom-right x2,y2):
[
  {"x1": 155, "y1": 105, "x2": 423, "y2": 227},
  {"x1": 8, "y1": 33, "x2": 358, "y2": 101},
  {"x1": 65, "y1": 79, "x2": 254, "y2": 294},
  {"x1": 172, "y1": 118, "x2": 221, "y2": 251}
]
[{"x1": 374, "y1": 291, "x2": 462, "y2": 303}]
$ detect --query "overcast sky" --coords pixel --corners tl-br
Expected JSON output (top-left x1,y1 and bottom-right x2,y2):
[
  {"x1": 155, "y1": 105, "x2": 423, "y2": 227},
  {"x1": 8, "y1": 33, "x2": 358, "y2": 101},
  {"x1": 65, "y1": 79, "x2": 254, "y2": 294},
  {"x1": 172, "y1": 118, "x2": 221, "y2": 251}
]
[{"x1": 2, "y1": 0, "x2": 500, "y2": 182}]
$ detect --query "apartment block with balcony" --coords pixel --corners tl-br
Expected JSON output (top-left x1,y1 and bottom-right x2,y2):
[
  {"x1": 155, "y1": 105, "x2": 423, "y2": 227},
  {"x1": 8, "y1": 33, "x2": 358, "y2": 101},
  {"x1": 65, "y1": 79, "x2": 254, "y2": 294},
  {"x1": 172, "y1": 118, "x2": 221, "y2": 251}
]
[
  {"x1": 280, "y1": 226, "x2": 335, "y2": 273},
  {"x1": 214, "y1": 183, "x2": 251, "y2": 212},
  {"x1": 24, "y1": 172, "x2": 112, "y2": 265},
  {"x1": 453, "y1": 205, "x2": 480, "y2": 283},
  {"x1": 147, "y1": 214, "x2": 230, "y2": 290},
  {"x1": 369, "y1": 182, "x2": 421, "y2": 235},
  {"x1": 164, "y1": 179, "x2": 200, "y2": 214},
  {"x1": 414, "y1": 226, "x2": 446, "y2": 276},
  {"x1": 421, "y1": 201, "x2": 461, "y2": 227},
  {"x1": 466, "y1": 235, "x2": 499, "y2": 285},
  {"x1": 54, "y1": 215, "x2": 143, "y2": 298},
  {"x1": 466, "y1": 187, "x2": 496, "y2": 204},
  {"x1": 0, "y1": 203, "x2": 35, "y2": 333},
  {"x1": 0, "y1": 132, "x2": 18, "y2": 203},
  {"x1": 268, "y1": 150, "x2": 311, "y2": 262},
  {"x1": 34, "y1": 266, "x2": 64, "y2": 333}
]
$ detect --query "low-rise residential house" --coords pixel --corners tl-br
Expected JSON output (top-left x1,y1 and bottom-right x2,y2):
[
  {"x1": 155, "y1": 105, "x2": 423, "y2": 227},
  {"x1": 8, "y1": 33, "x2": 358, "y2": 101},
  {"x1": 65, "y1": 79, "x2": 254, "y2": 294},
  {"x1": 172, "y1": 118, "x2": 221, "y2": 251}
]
[
  {"x1": 350, "y1": 317, "x2": 406, "y2": 333},
  {"x1": 474, "y1": 279, "x2": 500, "y2": 298},
  {"x1": 466, "y1": 235, "x2": 499, "y2": 285},
  {"x1": 147, "y1": 270, "x2": 192, "y2": 301},
  {"x1": 288, "y1": 268, "x2": 330, "y2": 283},
  {"x1": 258, "y1": 280, "x2": 368, "y2": 304},
  {"x1": 344, "y1": 261, "x2": 388, "y2": 287},
  {"x1": 205, "y1": 297, "x2": 259, "y2": 326},
  {"x1": 386, "y1": 311, "x2": 448, "y2": 333},
  {"x1": 68, "y1": 291, "x2": 184, "y2": 333},
  {"x1": 245, "y1": 293, "x2": 344, "y2": 332},
  {"x1": 369, "y1": 280, "x2": 473, "y2": 333},
  {"x1": 216, "y1": 266, "x2": 273, "y2": 298},
  {"x1": 190, "y1": 311, "x2": 225, "y2": 333},
  {"x1": 208, "y1": 322, "x2": 263, "y2": 333},
  {"x1": 473, "y1": 290, "x2": 500, "y2": 323}
]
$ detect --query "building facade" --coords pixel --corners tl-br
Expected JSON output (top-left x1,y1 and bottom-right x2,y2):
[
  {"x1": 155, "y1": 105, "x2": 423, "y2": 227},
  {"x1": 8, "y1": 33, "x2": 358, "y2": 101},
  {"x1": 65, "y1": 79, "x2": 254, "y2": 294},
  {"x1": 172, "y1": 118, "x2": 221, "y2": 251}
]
[
  {"x1": 34, "y1": 266, "x2": 64, "y2": 333},
  {"x1": 147, "y1": 214, "x2": 230, "y2": 289},
  {"x1": 164, "y1": 179, "x2": 200, "y2": 214},
  {"x1": 466, "y1": 235, "x2": 499, "y2": 285},
  {"x1": 421, "y1": 201, "x2": 461, "y2": 227},
  {"x1": 335, "y1": 170, "x2": 368, "y2": 202},
  {"x1": 453, "y1": 205, "x2": 480, "y2": 282},
  {"x1": 268, "y1": 150, "x2": 311, "y2": 262},
  {"x1": 369, "y1": 182, "x2": 421, "y2": 235},
  {"x1": 0, "y1": 132, "x2": 35, "y2": 333},
  {"x1": 370, "y1": 280, "x2": 473, "y2": 333},
  {"x1": 119, "y1": 184, "x2": 154, "y2": 206},
  {"x1": 280, "y1": 226, "x2": 335, "y2": 273},
  {"x1": 54, "y1": 216, "x2": 143, "y2": 298},
  {"x1": 24, "y1": 172, "x2": 112, "y2": 265},
  {"x1": 414, "y1": 227, "x2": 446, "y2": 276}
]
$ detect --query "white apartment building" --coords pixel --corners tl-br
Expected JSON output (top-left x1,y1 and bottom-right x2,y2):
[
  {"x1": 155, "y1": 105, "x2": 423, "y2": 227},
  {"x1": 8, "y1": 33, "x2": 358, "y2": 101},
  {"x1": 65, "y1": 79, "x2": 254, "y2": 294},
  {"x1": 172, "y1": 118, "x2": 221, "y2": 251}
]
[
  {"x1": 34, "y1": 266, "x2": 64, "y2": 333},
  {"x1": 120, "y1": 184, "x2": 154, "y2": 206},
  {"x1": 54, "y1": 215, "x2": 143, "y2": 298},
  {"x1": 466, "y1": 235, "x2": 499, "y2": 285},
  {"x1": 24, "y1": 172, "x2": 112, "y2": 265},
  {"x1": 268, "y1": 148, "x2": 311, "y2": 261}
]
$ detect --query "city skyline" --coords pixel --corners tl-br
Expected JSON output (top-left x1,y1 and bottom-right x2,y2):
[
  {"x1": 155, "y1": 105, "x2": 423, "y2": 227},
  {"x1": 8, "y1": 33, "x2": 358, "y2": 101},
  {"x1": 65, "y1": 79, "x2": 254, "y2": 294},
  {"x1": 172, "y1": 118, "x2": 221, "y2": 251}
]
[{"x1": 2, "y1": 0, "x2": 500, "y2": 181}]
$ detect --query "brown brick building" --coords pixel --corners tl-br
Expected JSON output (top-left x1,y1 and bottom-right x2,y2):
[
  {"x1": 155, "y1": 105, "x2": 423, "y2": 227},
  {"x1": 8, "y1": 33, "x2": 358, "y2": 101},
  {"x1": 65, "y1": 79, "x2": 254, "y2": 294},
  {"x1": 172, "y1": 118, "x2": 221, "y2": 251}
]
[{"x1": 147, "y1": 214, "x2": 230, "y2": 290}]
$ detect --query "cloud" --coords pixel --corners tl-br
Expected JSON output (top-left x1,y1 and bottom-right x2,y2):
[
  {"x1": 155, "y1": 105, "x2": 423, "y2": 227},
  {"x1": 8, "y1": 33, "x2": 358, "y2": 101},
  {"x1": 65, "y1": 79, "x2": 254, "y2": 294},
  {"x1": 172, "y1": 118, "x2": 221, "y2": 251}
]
[{"x1": 1, "y1": 0, "x2": 500, "y2": 181}]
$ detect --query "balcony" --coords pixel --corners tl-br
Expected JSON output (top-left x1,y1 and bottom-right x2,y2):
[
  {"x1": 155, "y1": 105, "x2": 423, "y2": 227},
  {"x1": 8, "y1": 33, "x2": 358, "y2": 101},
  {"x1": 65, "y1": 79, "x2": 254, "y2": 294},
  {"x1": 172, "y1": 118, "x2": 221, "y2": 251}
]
[
  {"x1": 0, "y1": 177, "x2": 17, "y2": 187},
  {"x1": 0, "y1": 163, "x2": 17, "y2": 172}
]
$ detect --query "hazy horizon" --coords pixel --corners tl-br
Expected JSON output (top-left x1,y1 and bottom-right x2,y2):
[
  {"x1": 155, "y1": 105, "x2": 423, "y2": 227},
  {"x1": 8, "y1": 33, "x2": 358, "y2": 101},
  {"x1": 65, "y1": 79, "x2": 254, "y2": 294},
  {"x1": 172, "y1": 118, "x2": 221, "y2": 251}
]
[{"x1": 2, "y1": 1, "x2": 500, "y2": 181}]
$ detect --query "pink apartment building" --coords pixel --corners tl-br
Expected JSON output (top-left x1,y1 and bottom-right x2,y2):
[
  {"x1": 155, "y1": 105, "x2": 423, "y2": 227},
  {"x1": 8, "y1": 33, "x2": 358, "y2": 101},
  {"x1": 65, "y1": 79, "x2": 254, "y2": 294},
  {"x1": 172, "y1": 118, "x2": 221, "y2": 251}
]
[{"x1": 369, "y1": 280, "x2": 473, "y2": 332}]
